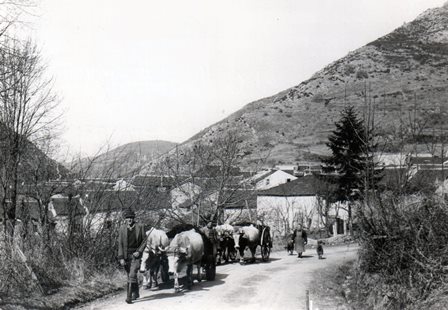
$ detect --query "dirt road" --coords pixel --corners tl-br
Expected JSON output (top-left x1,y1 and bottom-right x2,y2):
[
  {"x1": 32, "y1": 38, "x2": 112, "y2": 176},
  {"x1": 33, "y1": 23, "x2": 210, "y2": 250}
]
[{"x1": 77, "y1": 244, "x2": 357, "y2": 310}]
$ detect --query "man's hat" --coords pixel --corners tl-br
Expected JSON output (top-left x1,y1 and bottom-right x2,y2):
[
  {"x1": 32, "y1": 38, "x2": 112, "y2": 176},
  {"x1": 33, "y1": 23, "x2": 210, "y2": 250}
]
[{"x1": 122, "y1": 208, "x2": 135, "y2": 219}]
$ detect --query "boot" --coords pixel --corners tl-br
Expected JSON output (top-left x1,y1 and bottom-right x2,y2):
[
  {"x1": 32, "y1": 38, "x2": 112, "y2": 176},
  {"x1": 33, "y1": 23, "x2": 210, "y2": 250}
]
[
  {"x1": 131, "y1": 283, "x2": 140, "y2": 300},
  {"x1": 125, "y1": 283, "x2": 133, "y2": 304}
]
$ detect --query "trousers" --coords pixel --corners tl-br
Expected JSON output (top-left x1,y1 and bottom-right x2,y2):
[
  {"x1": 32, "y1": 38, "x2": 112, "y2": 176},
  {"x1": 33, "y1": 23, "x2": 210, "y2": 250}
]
[{"x1": 124, "y1": 253, "x2": 141, "y2": 284}]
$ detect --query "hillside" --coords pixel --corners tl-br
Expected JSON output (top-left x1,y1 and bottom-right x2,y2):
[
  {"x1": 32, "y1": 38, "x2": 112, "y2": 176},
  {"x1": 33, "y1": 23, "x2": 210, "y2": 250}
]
[
  {"x1": 74, "y1": 140, "x2": 177, "y2": 178},
  {"x1": 180, "y1": 3, "x2": 448, "y2": 168}
]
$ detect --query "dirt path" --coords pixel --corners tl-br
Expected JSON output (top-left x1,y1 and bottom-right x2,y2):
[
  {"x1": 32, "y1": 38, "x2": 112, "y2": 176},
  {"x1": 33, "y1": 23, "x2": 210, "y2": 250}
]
[{"x1": 76, "y1": 244, "x2": 358, "y2": 310}]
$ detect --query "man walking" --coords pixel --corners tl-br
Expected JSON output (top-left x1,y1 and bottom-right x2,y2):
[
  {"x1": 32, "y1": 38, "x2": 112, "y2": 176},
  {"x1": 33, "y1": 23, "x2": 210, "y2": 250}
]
[{"x1": 117, "y1": 208, "x2": 146, "y2": 304}]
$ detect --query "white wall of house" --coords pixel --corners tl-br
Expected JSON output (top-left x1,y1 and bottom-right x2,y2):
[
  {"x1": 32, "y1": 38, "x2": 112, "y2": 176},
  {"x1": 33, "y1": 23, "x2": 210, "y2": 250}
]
[
  {"x1": 257, "y1": 195, "x2": 318, "y2": 237},
  {"x1": 257, "y1": 195, "x2": 349, "y2": 237},
  {"x1": 256, "y1": 170, "x2": 297, "y2": 190},
  {"x1": 223, "y1": 208, "x2": 256, "y2": 224}
]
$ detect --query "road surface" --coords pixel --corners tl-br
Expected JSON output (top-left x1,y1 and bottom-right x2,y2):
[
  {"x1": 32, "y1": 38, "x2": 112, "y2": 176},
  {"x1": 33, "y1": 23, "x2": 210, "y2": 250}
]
[{"x1": 76, "y1": 244, "x2": 357, "y2": 310}]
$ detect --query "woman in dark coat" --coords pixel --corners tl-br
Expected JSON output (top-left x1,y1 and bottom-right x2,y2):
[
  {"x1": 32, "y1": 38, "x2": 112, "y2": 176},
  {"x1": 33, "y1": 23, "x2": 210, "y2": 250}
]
[{"x1": 293, "y1": 227, "x2": 308, "y2": 258}]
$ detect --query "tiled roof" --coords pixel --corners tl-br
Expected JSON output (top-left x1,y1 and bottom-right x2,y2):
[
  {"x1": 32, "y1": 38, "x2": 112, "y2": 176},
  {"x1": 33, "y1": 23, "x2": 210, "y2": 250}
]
[
  {"x1": 411, "y1": 169, "x2": 448, "y2": 184},
  {"x1": 410, "y1": 156, "x2": 445, "y2": 165},
  {"x1": 131, "y1": 175, "x2": 178, "y2": 187},
  {"x1": 220, "y1": 189, "x2": 257, "y2": 209},
  {"x1": 246, "y1": 169, "x2": 276, "y2": 184},
  {"x1": 51, "y1": 196, "x2": 87, "y2": 216},
  {"x1": 0, "y1": 198, "x2": 47, "y2": 221},
  {"x1": 378, "y1": 167, "x2": 409, "y2": 189},
  {"x1": 258, "y1": 175, "x2": 318, "y2": 197}
]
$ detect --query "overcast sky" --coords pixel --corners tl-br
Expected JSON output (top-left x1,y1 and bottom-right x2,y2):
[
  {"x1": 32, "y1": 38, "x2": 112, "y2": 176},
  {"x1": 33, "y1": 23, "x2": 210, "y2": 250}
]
[{"x1": 30, "y1": 0, "x2": 446, "y2": 157}]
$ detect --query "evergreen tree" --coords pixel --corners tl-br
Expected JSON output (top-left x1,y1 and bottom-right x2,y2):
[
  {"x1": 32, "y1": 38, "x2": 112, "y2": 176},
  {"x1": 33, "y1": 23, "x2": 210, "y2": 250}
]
[{"x1": 323, "y1": 105, "x2": 382, "y2": 232}]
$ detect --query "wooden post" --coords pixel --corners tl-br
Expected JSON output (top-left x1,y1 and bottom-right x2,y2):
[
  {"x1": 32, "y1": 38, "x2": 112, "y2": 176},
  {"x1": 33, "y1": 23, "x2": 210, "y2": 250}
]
[{"x1": 306, "y1": 290, "x2": 310, "y2": 310}]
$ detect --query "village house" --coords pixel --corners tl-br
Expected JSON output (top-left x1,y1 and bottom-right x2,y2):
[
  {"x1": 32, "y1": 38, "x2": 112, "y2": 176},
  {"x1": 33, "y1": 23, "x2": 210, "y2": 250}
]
[
  {"x1": 244, "y1": 169, "x2": 297, "y2": 190},
  {"x1": 257, "y1": 175, "x2": 348, "y2": 240}
]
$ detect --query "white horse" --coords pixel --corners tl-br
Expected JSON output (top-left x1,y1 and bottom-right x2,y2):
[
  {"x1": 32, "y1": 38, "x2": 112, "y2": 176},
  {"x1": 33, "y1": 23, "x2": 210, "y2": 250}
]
[
  {"x1": 168, "y1": 229, "x2": 204, "y2": 292},
  {"x1": 139, "y1": 228, "x2": 170, "y2": 289},
  {"x1": 232, "y1": 224, "x2": 260, "y2": 264}
]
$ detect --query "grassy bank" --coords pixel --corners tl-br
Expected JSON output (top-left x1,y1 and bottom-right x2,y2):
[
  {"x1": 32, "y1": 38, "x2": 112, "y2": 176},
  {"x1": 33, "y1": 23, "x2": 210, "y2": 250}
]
[{"x1": 1, "y1": 269, "x2": 125, "y2": 310}]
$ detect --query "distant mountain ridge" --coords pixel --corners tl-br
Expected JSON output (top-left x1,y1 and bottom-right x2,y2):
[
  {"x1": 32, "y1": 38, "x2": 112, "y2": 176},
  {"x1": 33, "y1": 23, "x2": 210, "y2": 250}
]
[
  {"x1": 74, "y1": 140, "x2": 177, "y2": 178},
  {"x1": 178, "y1": 3, "x2": 448, "y2": 167}
]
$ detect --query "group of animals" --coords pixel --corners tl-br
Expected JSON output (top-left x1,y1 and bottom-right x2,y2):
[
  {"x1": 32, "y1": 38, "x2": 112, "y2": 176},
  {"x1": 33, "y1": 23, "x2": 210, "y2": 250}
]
[{"x1": 138, "y1": 222, "x2": 272, "y2": 293}]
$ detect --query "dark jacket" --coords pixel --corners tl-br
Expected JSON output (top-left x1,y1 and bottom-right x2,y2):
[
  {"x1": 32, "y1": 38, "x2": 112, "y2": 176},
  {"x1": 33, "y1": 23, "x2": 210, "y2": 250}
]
[{"x1": 117, "y1": 223, "x2": 146, "y2": 260}]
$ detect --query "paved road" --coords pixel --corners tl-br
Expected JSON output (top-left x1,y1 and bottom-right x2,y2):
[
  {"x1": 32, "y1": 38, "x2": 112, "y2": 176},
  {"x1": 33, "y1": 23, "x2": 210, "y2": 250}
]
[{"x1": 77, "y1": 244, "x2": 358, "y2": 310}]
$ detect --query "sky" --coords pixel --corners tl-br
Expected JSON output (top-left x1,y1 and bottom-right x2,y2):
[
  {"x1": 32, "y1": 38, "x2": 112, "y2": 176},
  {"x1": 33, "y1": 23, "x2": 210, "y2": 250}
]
[{"x1": 27, "y1": 0, "x2": 447, "y2": 157}]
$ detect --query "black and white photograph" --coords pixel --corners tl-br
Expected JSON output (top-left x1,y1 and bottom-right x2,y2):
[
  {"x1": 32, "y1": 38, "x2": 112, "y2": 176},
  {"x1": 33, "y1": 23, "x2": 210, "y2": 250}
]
[{"x1": 1, "y1": 0, "x2": 448, "y2": 309}]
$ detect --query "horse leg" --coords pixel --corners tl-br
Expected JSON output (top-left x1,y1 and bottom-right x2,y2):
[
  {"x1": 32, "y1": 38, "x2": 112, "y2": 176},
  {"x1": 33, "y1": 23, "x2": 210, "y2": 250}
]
[
  {"x1": 238, "y1": 247, "x2": 245, "y2": 264},
  {"x1": 250, "y1": 247, "x2": 256, "y2": 263},
  {"x1": 142, "y1": 270, "x2": 149, "y2": 288},
  {"x1": 149, "y1": 268, "x2": 154, "y2": 289},
  {"x1": 153, "y1": 264, "x2": 159, "y2": 287},
  {"x1": 174, "y1": 271, "x2": 180, "y2": 293},
  {"x1": 223, "y1": 245, "x2": 229, "y2": 263},
  {"x1": 186, "y1": 264, "x2": 193, "y2": 289},
  {"x1": 197, "y1": 264, "x2": 202, "y2": 282}
]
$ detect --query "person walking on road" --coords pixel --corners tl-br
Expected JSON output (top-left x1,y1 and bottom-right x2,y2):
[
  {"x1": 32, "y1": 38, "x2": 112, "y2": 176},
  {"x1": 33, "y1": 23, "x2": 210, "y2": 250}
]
[
  {"x1": 117, "y1": 208, "x2": 146, "y2": 304},
  {"x1": 201, "y1": 221, "x2": 218, "y2": 258},
  {"x1": 293, "y1": 226, "x2": 308, "y2": 258}
]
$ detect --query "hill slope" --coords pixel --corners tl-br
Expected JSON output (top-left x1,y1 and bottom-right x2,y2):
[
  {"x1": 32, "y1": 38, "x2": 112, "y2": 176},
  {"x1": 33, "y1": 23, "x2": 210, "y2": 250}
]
[
  {"x1": 182, "y1": 3, "x2": 448, "y2": 167},
  {"x1": 76, "y1": 140, "x2": 177, "y2": 178}
]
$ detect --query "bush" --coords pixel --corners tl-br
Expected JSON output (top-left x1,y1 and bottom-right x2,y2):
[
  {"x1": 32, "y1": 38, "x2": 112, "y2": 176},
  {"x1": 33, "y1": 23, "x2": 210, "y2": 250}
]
[
  {"x1": 354, "y1": 194, "x2": 448, "y2": 308},
  {"x1": 356, "y1": 70, "x2": 369, "y2": 79}
]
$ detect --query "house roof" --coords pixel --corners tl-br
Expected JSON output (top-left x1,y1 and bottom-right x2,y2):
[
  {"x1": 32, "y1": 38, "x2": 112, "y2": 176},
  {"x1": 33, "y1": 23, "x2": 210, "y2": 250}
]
[
  {"x1": 296, "y1": 162, "x2": 322, "y2": 169},
  {"x1": 410, "y1": 155, "x2": 445, "y2": 165},
  {"x1": 51, "y1": 196, "x2": 87, "y2": 216},
  {"x1": 377, "y1": 167, "x2": 409, "y2": 190},
  {"x1": 220, "y1": 189, "x2": 257, "y2": 209},
  {"x1": 244, "y1": 169, "x2": 276, "y2": 184},
  {"x1": 84, "y1": 189, "x2": 171, "y2": 213},
  {"x1": 411, "y1": 169, "x2": 448, "y2": 185},
  {"x1": 131, "y1": 175, "x2": 178, "y2": 187},
  {"x1": 375, "y1": 153, "x2": 408, "y2": 167},
  {"x1": 258, "y1": 175, "x2": 318, "y2": 197},
  {"x1": 174, "y1": 175, "x2": 245, "y2": 192},
  {"x1": 0, "y1": 197, "x2": 48, "y2": 221},
  {"x1": 179, "y1": 189, "x2": 257, "y2": 210}
]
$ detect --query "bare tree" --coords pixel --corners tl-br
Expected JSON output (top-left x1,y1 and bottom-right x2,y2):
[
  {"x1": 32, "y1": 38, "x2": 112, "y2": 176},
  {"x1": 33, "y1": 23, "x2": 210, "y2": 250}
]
[
  {"x1": 158, "y1": 131, "x2": 260, "y2": 227},
  {"x1": 0, "y1": 39, "x2": 60, "y2": 236}
]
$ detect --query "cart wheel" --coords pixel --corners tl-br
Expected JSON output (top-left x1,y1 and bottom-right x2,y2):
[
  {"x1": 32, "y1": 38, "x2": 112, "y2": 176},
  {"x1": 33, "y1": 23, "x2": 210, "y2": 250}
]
[
  {"x1": 261, "y1": 245, "x2": 270, "y2": 262},
  {"x1": 205, "y1": 255, "x2": 216, "y2": 281}
]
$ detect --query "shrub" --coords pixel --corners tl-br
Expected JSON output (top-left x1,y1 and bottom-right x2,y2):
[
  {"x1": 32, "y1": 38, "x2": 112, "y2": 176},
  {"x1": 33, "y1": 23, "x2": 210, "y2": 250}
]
[
  {"x1": 354, "y1": 194, "x2": 448, "y2": 307},
  {"x1": 356, "y1": 70, "x2": 369, "y2": 79}
]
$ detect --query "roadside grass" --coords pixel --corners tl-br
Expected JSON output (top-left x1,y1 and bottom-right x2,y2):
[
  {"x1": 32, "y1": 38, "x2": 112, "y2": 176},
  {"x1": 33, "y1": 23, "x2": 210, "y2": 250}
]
[
  {"x1": 0, "y1": 268, "x2": 126, "y2": 310},
  {"x1": 309, "y1": 259, "x2": 355, "y2": 310}
]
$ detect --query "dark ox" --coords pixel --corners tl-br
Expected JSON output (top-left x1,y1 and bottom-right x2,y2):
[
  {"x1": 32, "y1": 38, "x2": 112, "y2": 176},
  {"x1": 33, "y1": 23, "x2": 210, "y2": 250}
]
[
  {"x1": 168, "y1": 229, "x2": 204, "y2": 292},
  {"x1": 233, "y1": 224, "x2": 260, "y2": 264},
  {"x1": 139, "y1": 228, "x2": 170, "y2": 289},
  {"x1": 215, "y1": 224, "x2": 236, "y2": 264}
]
